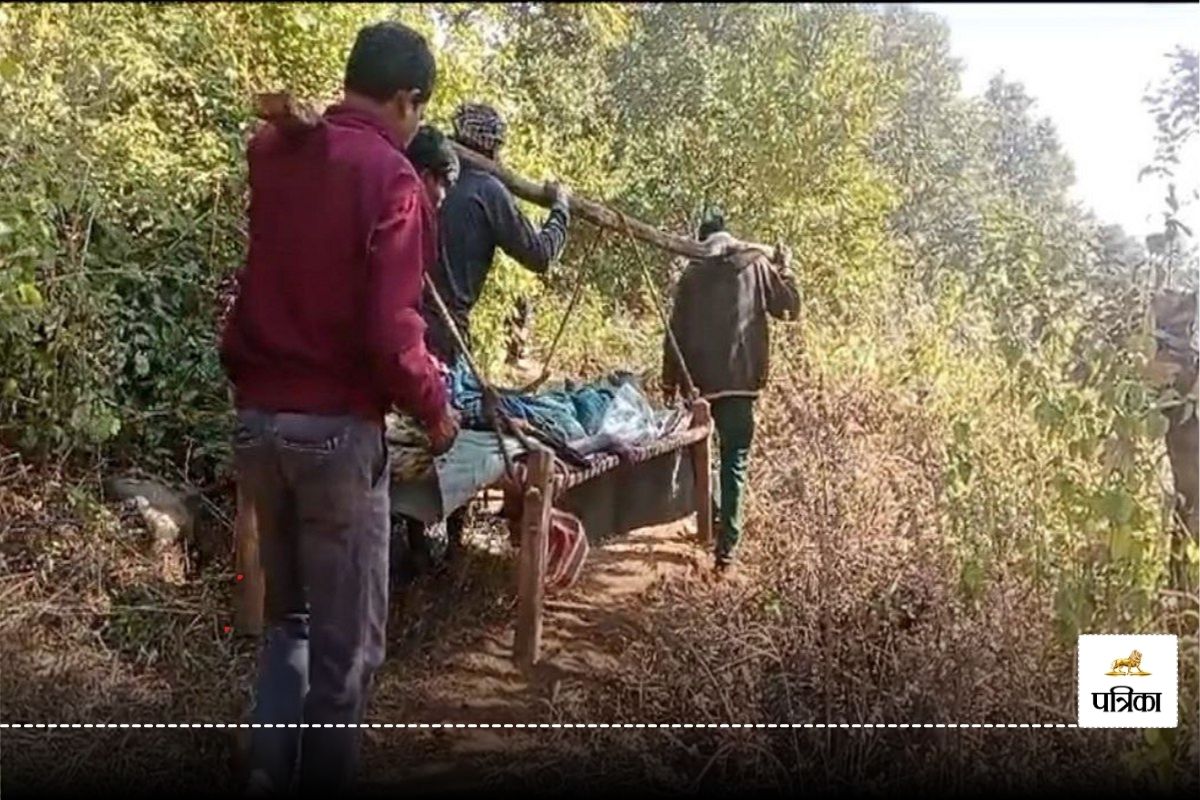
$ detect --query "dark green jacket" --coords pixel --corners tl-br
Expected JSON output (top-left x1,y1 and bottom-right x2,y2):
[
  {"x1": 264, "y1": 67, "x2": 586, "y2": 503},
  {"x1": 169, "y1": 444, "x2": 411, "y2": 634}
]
[{"x1": 663, "y1": 246, "x2": 799, "y2": 400}]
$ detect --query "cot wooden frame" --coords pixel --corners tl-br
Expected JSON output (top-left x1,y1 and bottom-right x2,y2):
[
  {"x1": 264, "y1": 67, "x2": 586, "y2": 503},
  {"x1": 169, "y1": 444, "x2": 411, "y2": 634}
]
[{"x1": 232, "y1": 398, "x2": 713, "y2": 669}]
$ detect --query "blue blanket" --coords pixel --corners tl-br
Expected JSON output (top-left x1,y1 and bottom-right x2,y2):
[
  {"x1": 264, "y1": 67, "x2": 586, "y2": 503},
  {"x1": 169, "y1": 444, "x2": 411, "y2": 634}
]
[
  {"x1": 448, "y1": 359, "x2": 625, "y2": 444},
  {"x1": 389, "y1": 362, "x2": 677, "y2": 524}
]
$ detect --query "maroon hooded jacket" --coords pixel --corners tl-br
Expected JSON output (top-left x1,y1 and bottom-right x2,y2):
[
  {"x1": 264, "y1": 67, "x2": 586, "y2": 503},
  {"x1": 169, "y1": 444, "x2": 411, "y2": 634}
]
[{"x1": 220, "y1": 103, "x2": 447, "y2": 428}]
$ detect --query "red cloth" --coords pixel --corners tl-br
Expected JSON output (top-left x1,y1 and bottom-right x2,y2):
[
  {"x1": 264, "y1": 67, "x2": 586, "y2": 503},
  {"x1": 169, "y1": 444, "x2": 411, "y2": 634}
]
[
  {"x1": 544, "y1": 509, "x2": 588, "y2": 593},
  {"x1": 502, "y1": 493, "x2": 589, "y2": 594},
  {"x1": 220, "y1": 103, "x2": 447, "y2": 427}
]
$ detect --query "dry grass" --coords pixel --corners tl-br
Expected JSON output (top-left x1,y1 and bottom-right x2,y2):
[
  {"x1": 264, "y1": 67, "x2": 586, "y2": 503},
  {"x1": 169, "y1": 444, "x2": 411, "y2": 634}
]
[
  {"x1": 0, "y1": 447, "x2": 254, "y2": 794},
  {"x1": 420, "y1": 363, "x2": 1199, "y2": 795},
  {"x1": 1, "y1": 356, "x2": 1197, "y2": 796},
  {"x1": 0, "y1": 445, "x2": 520, "y2": 795}
]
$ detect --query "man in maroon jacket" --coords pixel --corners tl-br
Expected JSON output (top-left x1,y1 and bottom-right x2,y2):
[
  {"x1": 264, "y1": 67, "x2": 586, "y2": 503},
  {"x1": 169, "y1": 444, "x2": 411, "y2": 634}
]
[{"x1": 219, "y1": 22, "x2": 457, "y2": 795}]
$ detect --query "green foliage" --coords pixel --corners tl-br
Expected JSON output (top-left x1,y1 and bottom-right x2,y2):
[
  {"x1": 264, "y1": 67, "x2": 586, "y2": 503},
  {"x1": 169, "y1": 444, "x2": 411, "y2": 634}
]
[
  {"x1": 0, "y1": 0, "x2": 1190, "y2": 642},
  {"x1": 1141, "y1": 46, "x2": 1199, "y2": 289},
  {"x1": 1, "y1": 1, "x2": 1193, "y2": 778},
  {"x1": 0, "y1": 3, "x2": 431, "y2": 473},
  {"x1": 608, "y1": 4, "x2": 902, "y2": 320}
]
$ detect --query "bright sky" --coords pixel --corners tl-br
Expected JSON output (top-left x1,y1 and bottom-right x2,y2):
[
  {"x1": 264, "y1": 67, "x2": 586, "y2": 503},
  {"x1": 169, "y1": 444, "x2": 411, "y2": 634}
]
[{"x1": 916, "y1": 2, "x2": 1199, "y2": 241}]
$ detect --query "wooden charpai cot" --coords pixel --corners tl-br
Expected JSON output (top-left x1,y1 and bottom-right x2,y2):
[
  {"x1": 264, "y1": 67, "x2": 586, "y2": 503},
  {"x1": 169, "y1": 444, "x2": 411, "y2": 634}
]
[
  {"x1": 233, "y1": 398, "x2": 713, "y2": 669},
  {"x1": 231, "y1": 92, "x2": 792, "y2": 668}
]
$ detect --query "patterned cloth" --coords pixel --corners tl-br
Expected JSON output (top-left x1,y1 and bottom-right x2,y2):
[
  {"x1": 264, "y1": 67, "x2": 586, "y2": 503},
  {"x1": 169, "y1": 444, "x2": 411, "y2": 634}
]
[
  {"x1": 452, "y1": 102, "x2": 507, "y2": 153},
  {"x1": 499, "y1": 498, "x2": 589, "y2": 595},
  {"x1": 385, "y1": 413, "x2": 435, "y2": 481}
]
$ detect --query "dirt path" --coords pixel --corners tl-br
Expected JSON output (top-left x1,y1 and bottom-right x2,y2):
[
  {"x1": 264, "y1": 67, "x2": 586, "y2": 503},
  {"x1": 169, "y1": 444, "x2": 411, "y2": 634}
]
[{"x1": 359, "y1": 520, "x2": 721, "y2": 789}]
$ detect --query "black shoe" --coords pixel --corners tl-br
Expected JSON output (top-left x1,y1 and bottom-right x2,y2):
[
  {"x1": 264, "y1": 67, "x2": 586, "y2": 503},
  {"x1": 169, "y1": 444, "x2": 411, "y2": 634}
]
[
  {"x1": 412, "y1": 516, "x2": 443, "y2": 570},
  {"x1": 446, "y1": 509, "x2": 466, "y2": 557}
]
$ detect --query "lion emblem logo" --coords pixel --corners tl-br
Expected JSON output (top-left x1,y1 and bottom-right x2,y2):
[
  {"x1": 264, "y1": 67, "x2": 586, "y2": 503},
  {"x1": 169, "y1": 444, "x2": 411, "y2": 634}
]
[{"x1": 1106, "y1": 650, "x2": 1150, "y2": 676}]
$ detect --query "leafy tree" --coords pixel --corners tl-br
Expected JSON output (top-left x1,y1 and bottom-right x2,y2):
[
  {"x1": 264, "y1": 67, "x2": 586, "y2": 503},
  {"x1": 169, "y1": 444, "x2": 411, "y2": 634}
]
[
  {"x1": 0, "y1": 3, "x2": 1190, "y2": 650},
  {"x1": 1141, "y1": 46, "x2": 1198, "y2": 290}
]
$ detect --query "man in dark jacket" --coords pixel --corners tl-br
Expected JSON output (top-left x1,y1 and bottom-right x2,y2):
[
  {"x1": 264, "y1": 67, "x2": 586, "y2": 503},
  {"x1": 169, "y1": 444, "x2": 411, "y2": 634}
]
[
  {"x1": 219, "y1": 22, "x2": 457, "y2": 795},
  {"x1": 424, "y1": 102, "x2": 571, "y2": 363},
  {"x1": 663, "y1": 214, "x2": 799, "y2": 571},
  {"x1": 419, "y1": 102, "x2": 572, "y2": 562}
]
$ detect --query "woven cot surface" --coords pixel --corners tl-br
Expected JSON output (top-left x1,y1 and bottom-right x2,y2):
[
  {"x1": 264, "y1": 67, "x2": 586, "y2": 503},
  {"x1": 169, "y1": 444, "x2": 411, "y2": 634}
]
[
  {"x1": 388, "y1": 405, "x2": 705, "y2": 495},
  {"x1": 553, "y1": 422, "x2": 707, "y2": 490}
]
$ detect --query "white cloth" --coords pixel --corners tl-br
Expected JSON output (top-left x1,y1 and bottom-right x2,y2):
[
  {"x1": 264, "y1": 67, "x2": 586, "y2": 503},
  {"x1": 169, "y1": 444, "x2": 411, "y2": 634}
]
[{"x1": 390, "y1": 430, "x2": 527, "y2": 523}]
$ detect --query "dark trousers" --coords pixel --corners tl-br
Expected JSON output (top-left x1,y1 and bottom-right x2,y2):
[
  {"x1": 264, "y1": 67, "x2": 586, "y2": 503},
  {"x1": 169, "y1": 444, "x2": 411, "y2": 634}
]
[
  {"x1": 710, "y1": 396, "x2": 756, "y2": 559},
  {"x1": 397, "y1": 506, "x2": 467, "y2": 575},
  {"x1": 233, "y1": 410, "x2": 390, "y2": 795}
]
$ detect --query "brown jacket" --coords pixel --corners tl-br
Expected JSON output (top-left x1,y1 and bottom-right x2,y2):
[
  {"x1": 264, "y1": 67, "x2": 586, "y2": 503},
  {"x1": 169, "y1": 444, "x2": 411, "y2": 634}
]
[{"x1": 663, "y1": 246, "x2": 799, "y2": 400}]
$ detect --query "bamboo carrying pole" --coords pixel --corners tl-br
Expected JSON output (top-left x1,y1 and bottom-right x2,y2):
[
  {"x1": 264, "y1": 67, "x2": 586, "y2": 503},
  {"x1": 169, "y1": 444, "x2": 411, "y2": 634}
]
[
  {"x1": 253, "y1": 92, "x2": 780, "y2": 261},
  {"x1": 449, "y1": 142, "x2": 772, "y2": 261}
]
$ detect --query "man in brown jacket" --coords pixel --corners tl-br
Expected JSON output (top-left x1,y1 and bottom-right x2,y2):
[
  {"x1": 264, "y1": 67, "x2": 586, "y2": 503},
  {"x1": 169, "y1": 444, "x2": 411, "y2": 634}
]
[{"x1": 663, "y1": 213, "x2": 799, "y2": 570}]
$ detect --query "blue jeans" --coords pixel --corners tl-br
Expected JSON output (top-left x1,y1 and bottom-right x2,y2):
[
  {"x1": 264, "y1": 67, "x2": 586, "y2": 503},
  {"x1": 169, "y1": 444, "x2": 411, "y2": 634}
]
[{"x1": 233, "y1": 410, "x2": 390, "y2": 795}]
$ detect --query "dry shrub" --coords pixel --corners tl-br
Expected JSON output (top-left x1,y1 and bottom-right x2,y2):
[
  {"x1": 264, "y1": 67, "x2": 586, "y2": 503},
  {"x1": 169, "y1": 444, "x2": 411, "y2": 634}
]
[
  {"x1": 0, "y1": 447, "x2": 253, "y2": 794},
  {"x1": 1, "y1": 356, "x2": 1196, "y2": 796},
  {"x1": 471, "y1": 364, "x2": 1197, "y2": 795}
]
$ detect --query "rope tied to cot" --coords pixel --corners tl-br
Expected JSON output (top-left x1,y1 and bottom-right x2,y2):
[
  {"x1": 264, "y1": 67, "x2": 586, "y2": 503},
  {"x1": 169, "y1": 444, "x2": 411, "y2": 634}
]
[{"x1": 421, "y1": 273, "x2": 525, "y2": 487}]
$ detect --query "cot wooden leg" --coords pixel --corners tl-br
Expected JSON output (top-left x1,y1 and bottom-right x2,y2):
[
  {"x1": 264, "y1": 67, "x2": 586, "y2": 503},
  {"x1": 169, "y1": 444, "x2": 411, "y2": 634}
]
[
  {"x1": 514, "y1": 448, "x2": 554, "y2": 669},
  {"x1": 233, "y1": 483, "x2": 264, "y2": 636},
  {"x1": 690, "y1": 398, "x2": 713, "y2": 546}
]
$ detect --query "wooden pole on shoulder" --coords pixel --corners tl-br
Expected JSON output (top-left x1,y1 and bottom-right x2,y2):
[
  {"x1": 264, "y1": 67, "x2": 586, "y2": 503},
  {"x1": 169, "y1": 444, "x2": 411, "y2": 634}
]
[{"x1": 251, "y1": 93, "x2": 784, "y2": 262}]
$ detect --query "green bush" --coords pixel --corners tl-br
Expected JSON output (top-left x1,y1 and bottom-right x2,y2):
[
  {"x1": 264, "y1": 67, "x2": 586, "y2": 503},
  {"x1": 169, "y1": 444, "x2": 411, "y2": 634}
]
[{"x1": 0, "y1": 0, "x2": 1192, "y2": 650}]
